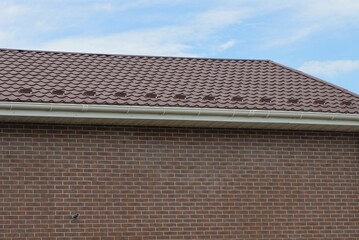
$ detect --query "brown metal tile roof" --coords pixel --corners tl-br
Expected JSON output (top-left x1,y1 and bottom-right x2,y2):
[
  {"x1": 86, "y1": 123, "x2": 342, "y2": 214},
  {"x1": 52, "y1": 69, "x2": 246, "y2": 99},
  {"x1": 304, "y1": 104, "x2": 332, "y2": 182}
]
[{"x1": 0, "y1": 48, "x2": 358, "y2": 114}]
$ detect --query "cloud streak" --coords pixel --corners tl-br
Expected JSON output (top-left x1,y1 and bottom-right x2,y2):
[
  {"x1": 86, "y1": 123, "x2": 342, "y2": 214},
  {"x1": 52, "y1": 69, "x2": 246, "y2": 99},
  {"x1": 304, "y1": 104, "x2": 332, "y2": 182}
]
[
  {"x1": 217, "y1": 39, "x2": 236, "y2": 51},
  {"x1": 263, "y1": 26, "x2": 318, "y2": 48},
  {"x1": 299, "y1": 60, "x2": 359, "y2": 77},
  {"x1": 257, "y1": 0, "x2": 359, "y2": 48},
  {"x1": 40, "y1": 28, "x2": 194, "y2": 56},
  {"x1": 39, "y1": 7, "x2": 247, "y2": 56},
  {"x1": 2, "y1": 0, "x2": 359, "y2": 53},
  {"x1": 91, "y1": 3, "x2": 114, "y2": 12},
  {"x1": 296, "y1": 0, "x2": 359, "y2": 24}
]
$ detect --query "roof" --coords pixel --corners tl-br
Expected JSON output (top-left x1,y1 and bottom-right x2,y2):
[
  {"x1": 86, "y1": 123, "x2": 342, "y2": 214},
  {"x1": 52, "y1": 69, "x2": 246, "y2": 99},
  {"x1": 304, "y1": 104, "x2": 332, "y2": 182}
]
[{"x1": 0, "y1": 48, "x2": 358, "y2": 114}]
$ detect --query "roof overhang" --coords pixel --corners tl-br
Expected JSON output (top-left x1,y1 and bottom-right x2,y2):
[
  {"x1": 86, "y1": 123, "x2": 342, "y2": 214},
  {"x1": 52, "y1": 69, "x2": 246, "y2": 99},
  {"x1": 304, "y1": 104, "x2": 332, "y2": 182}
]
[{"x1": 0, "y1": 102, "x2": 358, "y2": 132}]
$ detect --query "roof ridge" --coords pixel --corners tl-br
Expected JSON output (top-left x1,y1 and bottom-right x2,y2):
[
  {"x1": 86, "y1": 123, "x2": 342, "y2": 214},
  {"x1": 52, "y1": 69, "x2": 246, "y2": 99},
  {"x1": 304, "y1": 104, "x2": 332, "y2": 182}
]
[
  {"x1": 268, "y1": 60, "x2": 359, "y2": 99},
  {"x1": 0, "y1": 47, "x2": 270, "y2": 62}
]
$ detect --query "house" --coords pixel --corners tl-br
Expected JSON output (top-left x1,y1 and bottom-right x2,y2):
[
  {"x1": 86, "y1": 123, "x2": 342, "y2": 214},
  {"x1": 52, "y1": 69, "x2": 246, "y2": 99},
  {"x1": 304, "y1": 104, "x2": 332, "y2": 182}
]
[{"x1": 0, "y1": 48, "x2": 358, "y2": 239}]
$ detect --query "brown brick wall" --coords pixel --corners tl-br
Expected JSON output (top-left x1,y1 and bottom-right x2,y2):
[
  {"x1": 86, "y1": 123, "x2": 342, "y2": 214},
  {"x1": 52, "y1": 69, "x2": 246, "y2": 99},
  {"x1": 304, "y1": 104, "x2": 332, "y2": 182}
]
[{"x1": 0, "y1": 123, "x2": 358, "y2": 240}]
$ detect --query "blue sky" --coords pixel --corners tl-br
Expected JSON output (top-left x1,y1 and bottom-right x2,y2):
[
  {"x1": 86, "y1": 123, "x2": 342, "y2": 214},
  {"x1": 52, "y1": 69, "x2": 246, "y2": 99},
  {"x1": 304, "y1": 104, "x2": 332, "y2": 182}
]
[{"x1": 1, "y1": 0, "x2": 358, "y2": 94}]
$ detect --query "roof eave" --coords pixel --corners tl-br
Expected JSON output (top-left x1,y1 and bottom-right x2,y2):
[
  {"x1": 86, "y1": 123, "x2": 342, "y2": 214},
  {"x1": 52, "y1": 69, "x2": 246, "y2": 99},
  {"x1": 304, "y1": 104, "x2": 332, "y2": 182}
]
[{"x1": 0, "y1": 102, "x2": 358, "y2": 132}]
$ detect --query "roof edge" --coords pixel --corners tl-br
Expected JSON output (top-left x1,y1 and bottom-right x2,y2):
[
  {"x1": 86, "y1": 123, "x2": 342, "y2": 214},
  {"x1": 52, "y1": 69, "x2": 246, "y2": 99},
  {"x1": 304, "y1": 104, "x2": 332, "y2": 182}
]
[
  {"x1": 0, "y1": 102, "x2": 358, "y2": 132},
  {"x1": 269, "y1": 60, "x2": 359, "y2": 99},
  {"x1": 0, "y1": 47, "x2": 270, "y2": 62}
]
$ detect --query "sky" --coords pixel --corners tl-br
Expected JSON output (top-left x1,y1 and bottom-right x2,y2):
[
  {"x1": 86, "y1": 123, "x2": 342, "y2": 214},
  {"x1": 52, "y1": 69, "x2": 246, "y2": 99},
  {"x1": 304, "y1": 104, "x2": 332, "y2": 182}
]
[{"x1": 0, "y1": 0, "x2": 358, "y2": 94}]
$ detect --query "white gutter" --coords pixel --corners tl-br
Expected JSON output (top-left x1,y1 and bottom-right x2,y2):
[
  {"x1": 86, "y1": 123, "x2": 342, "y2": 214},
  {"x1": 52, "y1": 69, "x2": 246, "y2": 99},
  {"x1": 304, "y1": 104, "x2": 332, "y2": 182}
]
[{"x1": 0, "y1": 102, "x2": 358, "y2": 131}]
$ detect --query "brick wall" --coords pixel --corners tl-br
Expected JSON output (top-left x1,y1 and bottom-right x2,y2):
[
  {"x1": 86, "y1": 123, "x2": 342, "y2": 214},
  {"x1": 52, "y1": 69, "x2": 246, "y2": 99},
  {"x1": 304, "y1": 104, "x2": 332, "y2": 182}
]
[{"x1": 0, "y1": 123, "x2": 358, "y2": 240}]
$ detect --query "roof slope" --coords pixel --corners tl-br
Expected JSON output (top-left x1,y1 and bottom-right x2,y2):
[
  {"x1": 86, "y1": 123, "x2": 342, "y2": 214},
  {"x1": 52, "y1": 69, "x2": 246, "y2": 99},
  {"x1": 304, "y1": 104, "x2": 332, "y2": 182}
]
[{"x1": 0, "y1": 48, "x2": 358, "y2": 114}]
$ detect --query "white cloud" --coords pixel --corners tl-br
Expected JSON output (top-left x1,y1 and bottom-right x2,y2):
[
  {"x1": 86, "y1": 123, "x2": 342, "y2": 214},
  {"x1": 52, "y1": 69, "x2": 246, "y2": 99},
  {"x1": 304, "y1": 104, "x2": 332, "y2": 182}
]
[
  {"x1": 91, "y1": 0, "x2": 187, "y2": 12},
  {"x1": 299, "y1": 60, "x2": 359, "y2": 77},
  {"x1": 0, "y1": 1, "x2": 33, "y2": 45},
  {"x1": 91, "y1": 3, "x2": 114, "y2": 12},
  {"x1": 2, "y1": 0, "x2": 359, "y2": 55},
  {"x1": 254, "y1": 0, "x2": 359, "y2": 48},
  {"x1": 217, "y1": 39, "x2": 236, "y2": 51},
  {"x1": 296, "y1": 0, "x2": 359, "y2": 23},
  {"x1": 39, "y1": 7, "x2": 246, "y2": 56},
  {"x1": 40, "y1": 28, "x2": 195, "y2": 56},
  {"x1": 193, "y1": 8, "x2": 247, "y2": 30},
  {"x1": 0, "y1": 2, "x2": 29, "y2": 20},
  {"x1": 264, "y1": 26, "x2": 317, "y2": 48}
]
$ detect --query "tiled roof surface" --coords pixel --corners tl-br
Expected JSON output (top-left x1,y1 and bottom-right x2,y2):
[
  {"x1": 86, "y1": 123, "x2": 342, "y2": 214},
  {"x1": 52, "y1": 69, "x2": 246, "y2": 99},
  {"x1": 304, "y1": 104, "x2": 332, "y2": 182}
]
[{"x1": 0, "y1": 48, "x2": 358, "y2": 114}]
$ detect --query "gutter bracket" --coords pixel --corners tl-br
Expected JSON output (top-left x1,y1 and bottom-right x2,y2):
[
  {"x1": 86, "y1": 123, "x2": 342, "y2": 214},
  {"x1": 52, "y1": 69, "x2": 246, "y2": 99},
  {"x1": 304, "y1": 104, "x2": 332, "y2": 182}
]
[
  {"x1": 81, "y1": 105, "x2": 89, "y2": 112},
  {"x1": 231, "y1": 110, "x2": 236, "y2": 118}
]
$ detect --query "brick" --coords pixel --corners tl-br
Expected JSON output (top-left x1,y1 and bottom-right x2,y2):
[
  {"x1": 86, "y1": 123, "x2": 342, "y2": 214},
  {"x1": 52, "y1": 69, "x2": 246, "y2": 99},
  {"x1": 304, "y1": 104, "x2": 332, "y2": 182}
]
[{"x1": 0, "y1": 123, "x2": 358, "y2": 239}]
